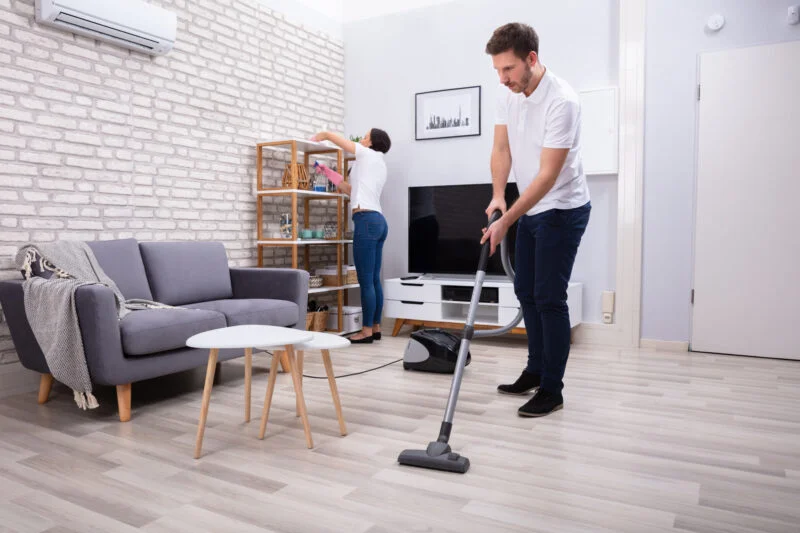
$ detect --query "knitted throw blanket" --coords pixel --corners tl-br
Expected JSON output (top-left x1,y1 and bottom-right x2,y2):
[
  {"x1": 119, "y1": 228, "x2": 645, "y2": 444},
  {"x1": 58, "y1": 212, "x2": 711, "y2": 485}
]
[{"x1": 15, "y1": 242, "x2": 173, "y2": 410}]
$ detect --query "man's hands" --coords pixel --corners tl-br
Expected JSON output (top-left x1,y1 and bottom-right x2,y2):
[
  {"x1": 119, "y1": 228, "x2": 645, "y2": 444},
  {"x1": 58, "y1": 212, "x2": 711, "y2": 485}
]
[
  {"x1": 481, "y1": 213, "x2": 511, "y2": 257},
  {"x1": 485, "y1": 195, "x2": 507, "y2": 218},
  {"x1": 481, "y1": 196, "x2": 509, "y2": 256}
]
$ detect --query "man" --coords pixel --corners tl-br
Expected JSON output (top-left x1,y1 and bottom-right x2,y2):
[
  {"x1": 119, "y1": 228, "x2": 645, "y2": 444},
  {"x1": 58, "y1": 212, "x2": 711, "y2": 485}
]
[{"x1": 481, "y1": 22, "x2": 591, "y2": 417}]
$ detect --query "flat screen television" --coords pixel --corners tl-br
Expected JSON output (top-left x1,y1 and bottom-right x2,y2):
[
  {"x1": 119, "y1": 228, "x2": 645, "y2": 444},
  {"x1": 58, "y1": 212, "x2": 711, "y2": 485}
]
[{"x1": 408, "y1": 183, "x2": 519, "y2": 276}]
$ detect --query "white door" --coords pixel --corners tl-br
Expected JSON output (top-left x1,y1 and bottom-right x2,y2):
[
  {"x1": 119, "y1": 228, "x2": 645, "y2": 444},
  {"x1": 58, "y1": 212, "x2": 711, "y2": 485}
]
[{"x1": 691, "y1": 41, "x2": 800, "y2": 359}]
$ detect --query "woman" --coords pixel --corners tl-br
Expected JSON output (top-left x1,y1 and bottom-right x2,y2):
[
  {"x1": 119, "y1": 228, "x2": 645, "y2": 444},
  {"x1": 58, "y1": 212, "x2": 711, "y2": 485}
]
[{"x1": 311, "y1": 129, "x2": 391, "y2": 343}]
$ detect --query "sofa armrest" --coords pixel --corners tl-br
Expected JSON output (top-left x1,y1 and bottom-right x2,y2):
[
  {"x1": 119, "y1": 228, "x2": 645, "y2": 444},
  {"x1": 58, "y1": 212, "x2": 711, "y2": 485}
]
[
  {"x1": 0, "y1": 281, "x2": 127, "y2": 384},
  {"x1": 74, "y1": 284, "x2": 127, "y2": 386},
  {"x1": 229, "y1": 268, "x2": 309, "y2": 330},
  {"x1": 0, "y1": 280, "x2": 50, "y2": 373}
]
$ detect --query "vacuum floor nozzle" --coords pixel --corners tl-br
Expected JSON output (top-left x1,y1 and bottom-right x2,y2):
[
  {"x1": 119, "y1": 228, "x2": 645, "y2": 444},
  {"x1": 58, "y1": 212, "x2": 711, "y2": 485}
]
[{"x1": 397, "y1": 441, "x2": 470, "y2": 474}]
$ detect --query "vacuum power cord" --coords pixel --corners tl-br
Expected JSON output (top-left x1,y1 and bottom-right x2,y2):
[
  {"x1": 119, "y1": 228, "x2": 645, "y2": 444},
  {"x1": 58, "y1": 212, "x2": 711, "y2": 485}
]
[{"x1": 264, "y1": 350, "x2": 402, "y2": 379}]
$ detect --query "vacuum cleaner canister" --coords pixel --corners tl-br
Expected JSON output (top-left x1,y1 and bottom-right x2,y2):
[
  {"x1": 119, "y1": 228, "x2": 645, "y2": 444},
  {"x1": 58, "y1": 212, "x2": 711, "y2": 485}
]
[{"x1": 403, "y1": 328, "x2": 471, "y2": 373}]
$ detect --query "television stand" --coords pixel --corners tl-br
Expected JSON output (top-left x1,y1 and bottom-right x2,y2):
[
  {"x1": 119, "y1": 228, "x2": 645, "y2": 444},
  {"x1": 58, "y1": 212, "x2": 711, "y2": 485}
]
[{"x1": 384, "y1": 276, "x2": 582, "y2": 336}]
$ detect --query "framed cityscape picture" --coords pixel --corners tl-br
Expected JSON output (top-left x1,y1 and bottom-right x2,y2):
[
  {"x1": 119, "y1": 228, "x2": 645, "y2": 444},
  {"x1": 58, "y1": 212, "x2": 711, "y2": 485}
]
[{"x1": 415, "y1": 85, "x2": 481, "y2": 140}]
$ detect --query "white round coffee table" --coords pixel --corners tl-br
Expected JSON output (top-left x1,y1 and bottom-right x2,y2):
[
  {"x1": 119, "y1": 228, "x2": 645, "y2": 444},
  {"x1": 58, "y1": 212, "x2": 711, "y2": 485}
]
[
  {"x1": 259, "y1": 332, "x2": 351, "y2": 443},
  {"x1": 186, "y1": 325, "x2": 313, "y2": 459}
]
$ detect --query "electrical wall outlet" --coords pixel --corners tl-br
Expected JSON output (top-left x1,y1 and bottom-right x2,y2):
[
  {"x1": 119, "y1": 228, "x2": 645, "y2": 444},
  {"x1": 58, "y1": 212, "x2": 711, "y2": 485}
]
[{"x1": 602, "y1": 290, "x2": 615, "y2": 324}]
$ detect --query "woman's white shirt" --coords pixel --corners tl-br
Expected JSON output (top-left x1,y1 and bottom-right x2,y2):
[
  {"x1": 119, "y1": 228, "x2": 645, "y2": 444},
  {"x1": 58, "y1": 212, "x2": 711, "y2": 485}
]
[{"x1": 349, "y1": 143, "x2": 386, "y2": 214}]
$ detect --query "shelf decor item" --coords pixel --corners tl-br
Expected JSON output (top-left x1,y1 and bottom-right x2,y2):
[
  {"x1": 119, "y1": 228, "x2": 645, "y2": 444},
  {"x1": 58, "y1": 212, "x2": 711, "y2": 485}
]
[
  {"x1": 279, "y1": 213, "x2": 292, "y2": 238},
  {"x1": 324, "y1": 222, "x2": 337, "y2": 239},
  {"x1": 281, "y1": 162, "x2": 311, "y2": 189},
  {"x1": 312, "y1": 167, "x2": 328, "y2": 192},
  {"x1": 345, "y1": 265, "x2": 357, "y2": 285}
]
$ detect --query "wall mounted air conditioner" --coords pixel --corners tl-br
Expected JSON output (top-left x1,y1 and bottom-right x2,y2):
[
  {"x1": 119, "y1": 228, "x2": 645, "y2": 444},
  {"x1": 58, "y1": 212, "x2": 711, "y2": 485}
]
[{"x1": 35, "y1": 0, "x2": 177, "y2": 56}]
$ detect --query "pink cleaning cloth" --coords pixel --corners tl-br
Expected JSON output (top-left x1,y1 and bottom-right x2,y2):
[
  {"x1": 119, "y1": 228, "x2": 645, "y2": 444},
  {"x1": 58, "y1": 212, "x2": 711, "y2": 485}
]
[{"x1": 314, "y1": 161, "x2": 343, "y2": 186}]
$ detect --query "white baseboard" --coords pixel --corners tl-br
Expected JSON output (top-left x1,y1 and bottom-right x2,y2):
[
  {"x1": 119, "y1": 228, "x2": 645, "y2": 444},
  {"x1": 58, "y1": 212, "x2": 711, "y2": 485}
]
[
  {"x1": 639, "y1": 338, "x2": 690, "y2": 352},
  {"x1": 571, "y1": 323, "x2": 635, "y2": 347}
]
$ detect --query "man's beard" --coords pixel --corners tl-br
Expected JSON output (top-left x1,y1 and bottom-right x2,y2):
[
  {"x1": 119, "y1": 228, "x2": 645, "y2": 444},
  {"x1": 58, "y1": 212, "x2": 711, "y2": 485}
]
[{"x1": 508, "y1": 68, "x2": 532, "y2": 93}]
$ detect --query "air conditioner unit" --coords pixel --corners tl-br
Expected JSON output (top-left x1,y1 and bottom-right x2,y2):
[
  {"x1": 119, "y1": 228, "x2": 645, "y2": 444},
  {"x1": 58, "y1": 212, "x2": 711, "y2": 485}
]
[{"x1": 35, "y1": 0, "x2": 177, "y2": 56}]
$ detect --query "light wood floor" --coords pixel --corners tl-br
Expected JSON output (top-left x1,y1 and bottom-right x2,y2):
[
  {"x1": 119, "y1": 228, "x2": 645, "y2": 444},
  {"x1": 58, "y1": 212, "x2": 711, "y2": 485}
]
[{"x1": 1, "y1": 334, "x2": 799, "y2": 533}]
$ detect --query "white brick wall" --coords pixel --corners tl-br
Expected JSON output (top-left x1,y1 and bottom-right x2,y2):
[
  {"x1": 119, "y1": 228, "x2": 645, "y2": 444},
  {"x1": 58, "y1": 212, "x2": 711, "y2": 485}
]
[{"x1": 0, "y1": 0, "x2": 345, "y2": 363}]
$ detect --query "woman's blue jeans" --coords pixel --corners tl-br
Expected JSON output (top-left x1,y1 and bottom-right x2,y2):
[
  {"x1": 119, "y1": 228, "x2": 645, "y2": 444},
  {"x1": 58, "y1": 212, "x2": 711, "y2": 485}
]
[{"x1": 352, "y1": 211, "x2": 389, "y2": 328}]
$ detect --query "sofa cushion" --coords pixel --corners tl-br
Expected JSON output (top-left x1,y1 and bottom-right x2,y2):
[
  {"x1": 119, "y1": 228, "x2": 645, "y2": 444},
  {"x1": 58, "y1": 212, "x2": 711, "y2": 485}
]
[
  {"x1": 120, "y1": 308, "x2": 226, "y2": 357},
  {"x1": 86, "y1": 238, "x2": 153, "y2": 301},
  {"x1": 139, "y1": 241, "x2": 233, "y2": 306},
  {"x1": 185, "y1": 299, "x2": 299, "y2": 328}
]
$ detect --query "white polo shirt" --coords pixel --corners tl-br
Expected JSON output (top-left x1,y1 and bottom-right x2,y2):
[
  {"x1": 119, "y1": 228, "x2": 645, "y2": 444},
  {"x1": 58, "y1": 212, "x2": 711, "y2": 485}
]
[
  {"x1": 349, "y1": 143, "x2": 386, "y2": 214},
  {"x1": 496, "y1": 67, "x2": 590, "y2": 216}
]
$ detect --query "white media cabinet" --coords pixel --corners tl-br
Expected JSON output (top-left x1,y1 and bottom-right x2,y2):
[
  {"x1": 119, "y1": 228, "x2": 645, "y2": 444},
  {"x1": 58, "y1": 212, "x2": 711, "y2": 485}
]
[{"x1": 385, "y1": 276, "x2": 582, "y2": 336}]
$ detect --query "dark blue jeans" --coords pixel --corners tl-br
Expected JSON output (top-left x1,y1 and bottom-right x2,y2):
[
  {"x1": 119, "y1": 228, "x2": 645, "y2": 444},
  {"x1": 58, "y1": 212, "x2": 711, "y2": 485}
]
[
  {"x1": 514, "y1": 202, "x2": 590, "y2": 394},
  {"x1": 353, "y1": 211, "x2": 388, "y2": 328}
]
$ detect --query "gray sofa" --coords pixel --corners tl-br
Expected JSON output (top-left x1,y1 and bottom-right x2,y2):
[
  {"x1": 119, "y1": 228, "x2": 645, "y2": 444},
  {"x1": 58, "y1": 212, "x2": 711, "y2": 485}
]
[{"x1": 0, "y1": 238, "x2": 309, "y2": 421}]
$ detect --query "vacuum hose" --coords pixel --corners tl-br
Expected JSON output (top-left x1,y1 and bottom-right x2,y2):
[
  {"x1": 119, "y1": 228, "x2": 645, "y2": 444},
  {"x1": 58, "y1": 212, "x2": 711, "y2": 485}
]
[{"x1": 472, "y1": 211, "x2": 523, "y2": 338}]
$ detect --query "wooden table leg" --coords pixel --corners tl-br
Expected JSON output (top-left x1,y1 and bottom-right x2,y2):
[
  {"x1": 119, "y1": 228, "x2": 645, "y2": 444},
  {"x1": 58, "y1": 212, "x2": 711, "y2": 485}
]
[
  {"x1": 259, "y1": 350, "x2": 281, "y2": 440},
  {"x1": 285, "y1": 344, "x2": 313, "y2": 449},
  {"x1": 194, "y1": 348, "x2": 219, "y2": 459},
  {"x1": 391, "y1": 319, "x2": 406, "y2": 337},
  {"x1": 278, "y1": 349, "x2": 290, "y2": 373},
  {"x1": 321, "y1": 349, "x2": 347, "y2": 436},
  {"x1": 295, "y1": 350, "x2": 304, "y2": 417},
  {"x1": 244, "y1": 347, "x2": 252, "y2": 423}
]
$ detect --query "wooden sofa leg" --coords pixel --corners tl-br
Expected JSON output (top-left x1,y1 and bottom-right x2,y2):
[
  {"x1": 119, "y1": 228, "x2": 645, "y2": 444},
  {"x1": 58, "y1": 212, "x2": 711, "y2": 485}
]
[
  {"x1": 116, "y1": 383, "x2": 132, "y2": 422},
  {"x1": 38, "y1": 374, "x2": 54, "y2": 404}
]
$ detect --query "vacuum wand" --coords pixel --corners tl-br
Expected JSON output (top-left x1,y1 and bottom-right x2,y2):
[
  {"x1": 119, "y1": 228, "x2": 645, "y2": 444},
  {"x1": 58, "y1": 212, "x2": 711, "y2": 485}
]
[{"x1": 440, "y1": 210, "x2": 501, "y2": 428}]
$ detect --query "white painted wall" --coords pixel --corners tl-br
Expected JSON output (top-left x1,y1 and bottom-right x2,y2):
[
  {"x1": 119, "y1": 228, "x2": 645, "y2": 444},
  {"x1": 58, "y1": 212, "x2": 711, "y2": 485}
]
[
  {"x1": 344, "y1": 0, "x2": 619, "y2": 324},
  {"x1": 343, "y1": 0, "x2": 457, "y2": 23},
  {"x1": 259, "y1": 0, "x2": 344, "y2": 39},
  {"x1": 258, "y1": 0, "x2": 460, "y2": 38},
  {"x1": 642, "y1": 0, "x2": 800, "y2": 342}
]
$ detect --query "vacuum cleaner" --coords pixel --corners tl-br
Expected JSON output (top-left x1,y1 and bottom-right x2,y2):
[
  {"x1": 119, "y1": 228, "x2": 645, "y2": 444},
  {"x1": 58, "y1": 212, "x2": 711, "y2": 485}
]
[
  {"x1": 397, "y1": 210, "x2": 522, "y2": 474},
  {"x1": 403, "y1": 328, "x2": 470, "y2": 373}
]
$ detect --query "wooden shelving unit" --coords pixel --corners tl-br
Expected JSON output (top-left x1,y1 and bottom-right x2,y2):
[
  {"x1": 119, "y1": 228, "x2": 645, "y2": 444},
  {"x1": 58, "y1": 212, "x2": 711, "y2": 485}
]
[
  {"x1": 341, "y1": 153, "x2": 356, "y2": 306},
  {"x1": 256, "y1": 139, "x2": 357, "y2": 333}
]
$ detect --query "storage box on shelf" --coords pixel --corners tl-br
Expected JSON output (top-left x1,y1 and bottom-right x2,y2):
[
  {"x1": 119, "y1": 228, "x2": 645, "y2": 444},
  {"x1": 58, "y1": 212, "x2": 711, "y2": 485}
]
[
  {"x1": 256, "y1": 138, "x2": 358, "y2": 333},
  {"x1": 384, "y1": 276, "x2": 583, "y2": 336},
  {"x1": 327, "y1": 305, "x2": 362, "y2": 334},
  {"x1": 317, "y1": 265, "x2": 357, "y2": 287}
]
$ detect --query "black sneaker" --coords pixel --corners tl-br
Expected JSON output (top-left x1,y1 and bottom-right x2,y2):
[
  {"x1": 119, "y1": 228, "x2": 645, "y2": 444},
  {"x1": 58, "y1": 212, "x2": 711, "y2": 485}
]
[
  {"x1": 497, "y1": 370, "x2": 541, "y2": 395},
  {"x1": 518, "y1": 389, "x2": 563, "y2": 417}
]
